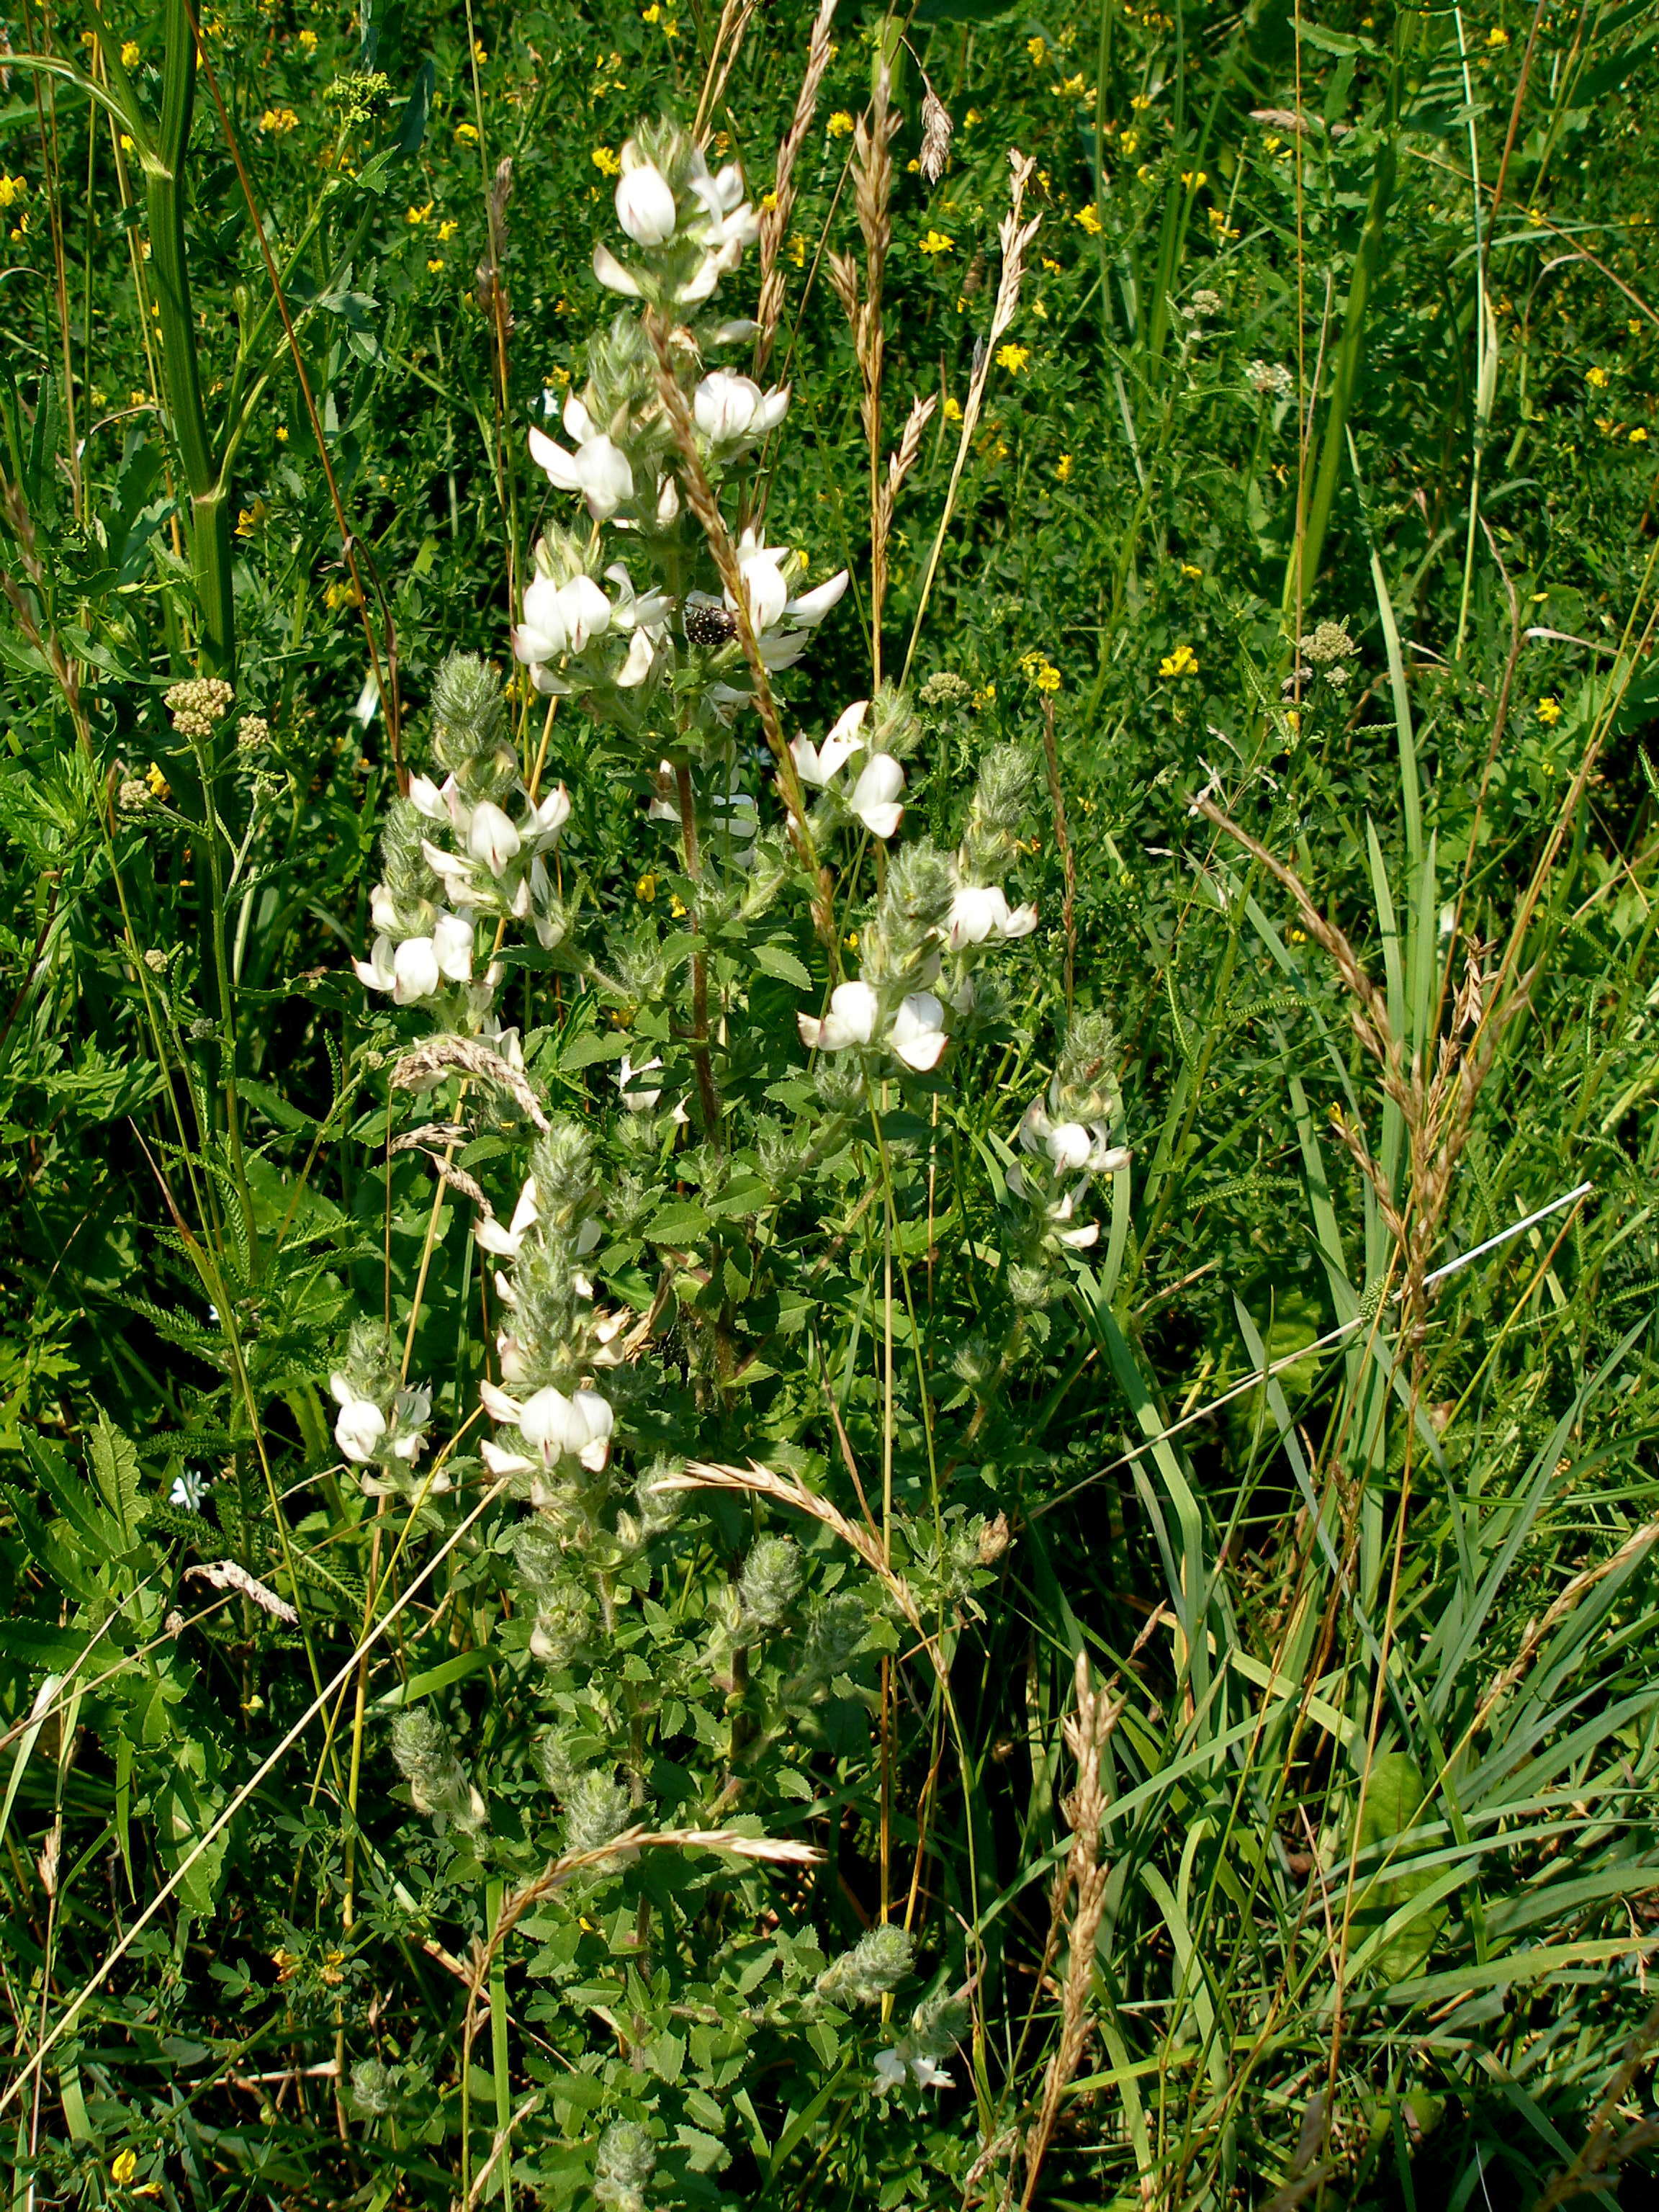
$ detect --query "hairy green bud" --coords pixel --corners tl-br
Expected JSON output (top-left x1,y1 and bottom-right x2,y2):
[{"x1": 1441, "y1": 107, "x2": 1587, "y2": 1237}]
[{"x1": 817, "y1": 1923, "x2": 914, "y2": 2007}]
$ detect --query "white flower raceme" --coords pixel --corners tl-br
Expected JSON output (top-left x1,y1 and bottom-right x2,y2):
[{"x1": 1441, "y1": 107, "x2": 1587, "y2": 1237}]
[
  {"x1": 331, "y1": 1374, "x2": 431, "y2": 1466},
  {"x1": 480, "y1": 1380, "x2": 615, "y2": 1473},
  {"x1": 889, "y1": 991, "x2": 948, "y2": 1071},
  {"x1": 849, "y1": 753, "x2": 905, "y2": 840},
  {"x1": 693, "y1": 369, "x2": 788, "y2": 449},
  {"x1": 798, "y1": 980, "x2": 879, "y2": 1053},
  {"x1": 616, "y1": 158, "x2": 677, "y2": 245},
  {"x1": 948, "y1": 883, "x2": 1039, "y2": 948},
  {"x1": 791, "y1": 700, "x2": 868, "y2": 787}
]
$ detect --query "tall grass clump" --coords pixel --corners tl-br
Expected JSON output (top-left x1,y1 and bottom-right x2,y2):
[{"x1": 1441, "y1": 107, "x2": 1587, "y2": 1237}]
[{"x1": 3, "y1": 0, "x2": 1659, "y2": 2206}]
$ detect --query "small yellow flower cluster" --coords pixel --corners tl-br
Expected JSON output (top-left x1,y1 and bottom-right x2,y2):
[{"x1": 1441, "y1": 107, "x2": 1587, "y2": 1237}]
[
  {"x1": 121, "y1": 40, "x2": 141, "y2": 64},
  {"x1": 1074, "y1": 202, "x2": 1102, "y2": 235},
  {"x1": 995, "y1": 343, "x2": 1030, "y2": 372},
  {"x1": 1056, "y1": 454, "x2": 1074, "y2": 482},
  {"x1": 1119, "y1": 129, "x2": 1140, "y2": 157},
  {"x1": 1586, "y1": 365, "x2": 1610, "y2": 390},
  {"x1": 0, "y1": 174, "x2": 26, "y2": 207},
  {"x1": 1027, "y1": 35, "x2": 1048, "y2": 65},
  {"x1": 235, "y1": 499, "x2": 267, "y2": 537},
  {"x1": 592, "y1": 145, "x2": 621, "y2": 176},
  {"x1": 1020, "y1": 649, "x2": 1062, "y2": 693},
  {"x1": 1056, "y1": 73, "x2": 1089, "y2": 97},
  {"x1": 455, "y1": 121, "x2": 480, "y2": 143},
  {"x1": 919, "y1": 229, "x2": 954, "y2": 256},
  {"x1": 259, "y1": 107, "x2": 300, "y2": 134},
  {"x1": 324, "y1": 579, "x2": 364, "y2": 611},
  {"x1": 439, "y1": 219, "x2": 458, "y2": 240},
  {"x1": 943, "y1": 395, "x2": 963, "y2": 423},
  {"x1": 1159, "y1": 643, "x2": 1199, "y2": 678},
  {"x1": 1486, "y1": 24, "x2": 1509, "y2": 45},
  {"x1": 637, "y1": 872, "x2": 657, "y2": 903},
  {"x1": 145, "y1": 761, "x2": 171, "y2": 801},
  {"x1": 299, "y1": 27, "x2": 318, "y2": 49},
  {"x1": 406, "y1": 200, "x2": 433, "y2": 225},
  {"x1": 1537, "y1": 696, "x2": 1562, "y2": 725},
  {"x1": 827, "y1": 110, "x2": 854, "y2": 138}
]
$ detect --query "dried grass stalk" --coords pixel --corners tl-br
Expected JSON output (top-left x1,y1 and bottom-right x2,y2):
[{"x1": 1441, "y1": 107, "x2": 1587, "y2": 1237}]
[
  {"x1": 390, "y1": 1035, "x2": 550, "y2": 1131},
  {"x1": 693, "y1": 0, "x2": 762, "y2": 143},
  {"x1": 1018, "y1": 1653, "x2": 1122, "y2": 2210},
  {"x1": 901, "y1": 152, "x2": 1041, "y2": 685},
  {"x1": 185, "y1": 1559, "x2": 300, "y2": 1625},
  {"x1": 920, "y1": 73, "x2": 953, "y2": 186},
  {"x1": 755, "y1": 0, "x2": 840, "y2": 376}
]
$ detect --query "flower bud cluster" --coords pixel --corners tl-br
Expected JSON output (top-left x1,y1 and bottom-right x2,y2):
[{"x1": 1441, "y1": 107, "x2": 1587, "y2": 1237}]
[
  {"x1": 593, "y1": 2120, "x2": 657, "y2": 2212},
  {"x1": 816, "y1": 1922, "x2": 914, "y2": 2007},
  {"x1": 354, "y1": 655, "x2": 570, "y2": 1025},
  {"x1": 797, "y1": 725, "x2": 1038, "y2": 1076},
  {"x1": 1007, "y1": 1011, "x2": 1131, "y2": 1254},
  {"x1": 476, "y1": 1120, "x2": 627, "y2": 1511},
  {"x1": 163, "y1": 676, "x2": 234, "y2": 741},
  {"x1": 328, "y1": 1318, "x2": 434, "y2": 1488},
  {"x1": 389, "y1": 1707, "x2": 487, "y2": 1836}
]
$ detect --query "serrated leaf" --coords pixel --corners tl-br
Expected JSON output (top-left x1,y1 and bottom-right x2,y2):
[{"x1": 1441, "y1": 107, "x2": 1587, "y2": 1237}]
[{"x1": 751, "y1": 940, "x2": 811, "y2": 990}]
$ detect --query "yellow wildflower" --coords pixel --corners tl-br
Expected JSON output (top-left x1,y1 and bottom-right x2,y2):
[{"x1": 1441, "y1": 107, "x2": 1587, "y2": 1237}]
[
  {"x1": 920, "y1": 229, "x2": 955, "y2": 256},
  {"x1": 1027, "y1": 35, "x2": 1048, "y2": 65},
  {"x1": 0, "y1": 176, "x2": 25, "y2": 207},
  {"x1": 112, "y1": 2152, "x2": 139, "y2": 2186},
  {"x1": 964, "y1": 107, "x2": 981, "y2": 125},
  {"x1": 788, "y1": 233, "x2": 806, "y2": 267},
  {"x1": 1537, "y1": 696, "x2": 1562, "y2": 725},
  {"x1": 145, "y1": 763, "x2": 171, "y2": 801},
  {"x1": 827, "y1": 110, "x2": 854, "y2": 138},
  {"x1": 120, "y1": 40, "x2": 140, "y2": 64},
  {"x1": 1181, "y1": 168, "x2": 1208, "y2": 187},
  {"x1": 1159, "y1": 643, "x2": 1198, "y2": 678},
  {"x1": 472, "y1": 37, "x2": 488, "y2": 60},
  {"x1": 1120, "y1": 130, "x2": 1140, "y2": 157},
  {"x1": 275, "y1": 425, "x2": 288, "y2": 441},
  {"x1": 406, "y1": 201, "x2": 433, "y2": 225},
  {"x1": 663, "y1": 18, "x2": 679, "y2": 37},
  {"x1": 427, "y1": 256, "x2": 445, "y2": 271},
  {"x1": 1057, "y1": 72, "x2": 1088, "y2": 96},
  {"x1": 974, "y1": 683, "x2": 997, "y2": 708},
  {"x1": 995, "y1": 343, "x2": 1030, "y2": 372},
  {"x1": 1632, "y1": 426, "x2": 1650, "y2": 442},
  {"x1": 760, "y1": 189, "x2": 778, "y2": 211},
  {"x1": 438, "y1": 219, "x2": 458, "y2": 240},
  {"x1": 259, "y1": 107, "x2": 300, "y2": 134},
  {"x1": 324, "y1": 579, "x2": 363, "y2": 610},
  {"x1": 455, "y1": 121, "x2": 480, "y2": 142},
  {"x1": 1586, "y1": 366, "x2": 1610, "y2": 390},
  {"x1": 1180, "y1": 562, "x2": 1202, "y2": 579},
  {"x1": 1130, "y1": 91, "x2": 1151, "y2": 109},
  {"x1": 637, "y1": 872, "x2": 657, "y2": 903},
  {"x1": 1041, "y1": 255, "x2": 1063, "y2": 273},
  {"x1": 1486, "y1": 23, "x2": 1509, "y2": 44},
  {"x1": 299, "y1": 27, "x2": 318, "y2": 49},
  {"x1": 1056, "y1": 454, "x2": 1074, "y2": 482},
  {"x1": 642, "y1": 3, "x2": 660, "y2": 17},
  {"x1": 235, "y1": 500, "x2": 267, "y2": 537},
  {"x1": 943, "y1": 395, "x2": 963, "y2": 422},
  {"x1": 592, "y1": 144, "x2": 621, "y2": 176},
  {"x1": 1074, "y1": 202, "x2": 1102, "y2": 235},
  {"x1": 670, "y1": 893, "x2": 688, "y2": 919}
]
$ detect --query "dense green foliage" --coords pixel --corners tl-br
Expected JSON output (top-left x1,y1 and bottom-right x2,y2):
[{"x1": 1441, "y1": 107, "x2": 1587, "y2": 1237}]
[{"x1": 4, "y1": 0, "x2": 1659, "y2": 2206}]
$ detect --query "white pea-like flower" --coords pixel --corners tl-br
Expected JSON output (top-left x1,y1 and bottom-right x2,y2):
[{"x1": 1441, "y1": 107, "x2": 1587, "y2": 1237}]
[
  {"x1": 798, "y1": 980, "x2": 879, "y2": 1053},
  {"x1": 693, "y1": 369, "x2": 788, "y2": 447},
  {"x1": 526, "y1": 424, "x2": 635, "y2": 520},
  {"x1": 512, "y1": 570, "x2": 614, "y2": 665},
  {"x1": 477, "y1": 1175, "x2": 539, "y2": 1259},
  {"x1": 1019, "y1": 1100, "x2": 1129, "y2": 1177},
  {"x1": 948, "y1": 884, "x2": 1039, "y2": 948},
  {"x1": 791, "y1": 700, "x2": 868, "y2": 787},
  {"x1": 467, "y1": 800, "x2": 521, "y2": 877},
  {"x1": 873, "y1": 2050, "x2": 907, "y2": 2095},
  {"x1": 850, "y1": 754, "x2": 906, "y2": 840},
  {"x1": 616, "y1": 160, "x2": 678, "y2": 245},
  {"x1": 480, "y1": 1380, "x2": 615, "y2": 1472},
  {"x1": 616, "y1": 1054, "x2": 664, "y2": 1112},
  {"x1": 889, "y1": 991, "x2": 948, "y2": 1071},
  {"x1": 331, "y1": 1375, "x2": 388, "y2": 1464}
]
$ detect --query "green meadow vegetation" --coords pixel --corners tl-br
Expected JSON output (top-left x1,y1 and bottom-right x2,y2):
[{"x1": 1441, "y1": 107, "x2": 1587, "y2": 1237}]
[{"x1": 4, "y1": 0, "x2": 1659, "y2": 2203}]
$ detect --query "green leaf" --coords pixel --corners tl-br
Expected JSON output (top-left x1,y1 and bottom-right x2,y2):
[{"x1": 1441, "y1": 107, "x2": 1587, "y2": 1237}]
[
  {"x1": 751, "y1": 940, "x2": 811, "y2": 990},
  {"x1": 89, "y1": 1409, "x2": 141, "y2": 1547}
]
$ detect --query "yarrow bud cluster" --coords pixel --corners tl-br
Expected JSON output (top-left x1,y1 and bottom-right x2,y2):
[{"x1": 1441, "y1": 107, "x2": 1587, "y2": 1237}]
[{"x1": 164, "y1": 677, "x2": 235, "y2": 740}]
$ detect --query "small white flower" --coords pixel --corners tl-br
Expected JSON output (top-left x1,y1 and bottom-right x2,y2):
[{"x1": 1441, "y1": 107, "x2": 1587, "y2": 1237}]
[
  {"x1": 392, "y1": 935, "x2": 442, "y2": 1003},
  {"x1": 408, "y1": 773, "x2": 449, "y2": 820},
  {"x1": 799, "y1": 979, "x2": 880, "y2": 1053},
  {"x1": 889, "y1": 992, "x2": 948, "y2": 1071},
  {"x1": 521, "y1": 786, "x2": 572, "y2": 850},
  {"x1": 593, "y1": 240, "x2": 642, "y2": 297},
  {"x1": 513, "y1": 569, "x2": 615, "y2": 665},
  {"x1": 431, "y1": 912, "x2": 475, "y2": 982},
  {"x1": 526, "y1": 426, "x2": 634, "y2": 520},
  {"x1": 791, "y1": 700, "x2": 868, "y2": 787},
  {"x1": 693, "y1": 369, "x2": 789, "y2": 446},
  {"x1": 910, "y1": 2055, "x2": 953, "y2": 2090},
  {"x1": 616, "y1": 160, "x2": 678, "y2": 245},
  {"x1": 948, "y1": 884, "x2": 1039, "y2": 948},
  {"x1": 873, "y1": 2049, "x2": 907, "y2": 2094},
  {"x1": 850, "y1": 753, "x2": 905, "y2": 840},
  {"x1": 477, "y1": 1176, "x2": 539, "y2": 1259},
  {"x1": 354, "y1": 934, "x2": 397, "y2": 994},
  {"x1": 467, "y1": 800, "x2": 521, "y2": 878},
  {"x1": 617, "y1": 1053, "x2": 665, "y2": 1112},
  {"x1": 169, "y1": 1468, "x2": 209, "y2": 1511},
  {"x1": 333, "y1": 1388, "x2": 387, "y2": 1465}
]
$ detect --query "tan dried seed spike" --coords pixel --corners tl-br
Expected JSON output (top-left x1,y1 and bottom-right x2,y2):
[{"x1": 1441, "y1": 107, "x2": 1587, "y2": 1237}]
[
  {"x1": 185, "y1": 1559, "x2": 300, "y2": 1625},
  {"x1": 390, "y1": 1036, "x2": 551, "y2": 1130},
  {"x1": 920, "y1": 74, "x2": 953, "y2": 185}
]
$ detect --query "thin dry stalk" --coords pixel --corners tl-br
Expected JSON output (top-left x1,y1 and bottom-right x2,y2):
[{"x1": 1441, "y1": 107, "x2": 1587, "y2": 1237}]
[
  {"x1": 1532, "y1": 2004, "x2": 1659, "y2": 2212},
  {"x1": 920, "y1": 71, "x2": 954, "y2": 186},
  {"x1": 827, "y1": 68, "x2": 900, "y2": 680},
  {"x1": 693, "y1": 0, "x2": 760, "y2": 144},
  {"x1": 901, "y1": 152, "x2": 1040, "y2": 686},
  {"x1": 874, "y1": 393, "x2": 938, "y2": 574},
  {"x1": 184, "y1": 1558, "x2": 300, "y2": 1624},
  {"x1": 1017, "y1": 1653, "x2": 1123, "y2": 2210},
  {"x1": 754, "y1": 0, "x2": 840, "y2": 379}
]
